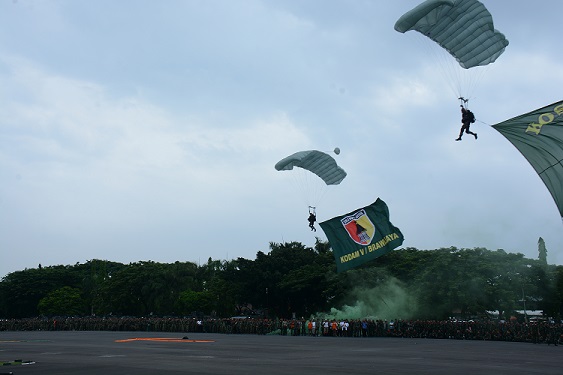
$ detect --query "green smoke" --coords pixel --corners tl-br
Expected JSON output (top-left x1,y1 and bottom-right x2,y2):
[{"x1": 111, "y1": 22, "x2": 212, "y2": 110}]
[{"x1": 316, "y1": 277, "x2": 418, "y2": 321}]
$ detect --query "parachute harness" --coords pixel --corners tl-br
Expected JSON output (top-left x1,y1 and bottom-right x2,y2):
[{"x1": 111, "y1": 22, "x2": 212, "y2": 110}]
[{"x1": 459, "y1": 97, "x2": 469, "y2": 109}]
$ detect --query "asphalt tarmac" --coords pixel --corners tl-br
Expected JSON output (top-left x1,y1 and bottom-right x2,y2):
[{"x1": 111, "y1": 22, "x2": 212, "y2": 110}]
[{"x1": 0, "y1": 331, "x2": 561, "y2": 375}]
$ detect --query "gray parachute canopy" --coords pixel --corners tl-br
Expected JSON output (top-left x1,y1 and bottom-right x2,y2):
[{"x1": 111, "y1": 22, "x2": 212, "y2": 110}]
[
  {"x1": 275, "y1": 150, "x2": 346, "y2": 185},
  {"x1": 394, "y1": 0, "x2": 508, "y2": 69}
]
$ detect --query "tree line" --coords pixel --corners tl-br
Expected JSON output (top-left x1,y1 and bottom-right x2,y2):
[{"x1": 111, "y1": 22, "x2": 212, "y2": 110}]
[{"x1": 1, "y1": 240, "x2": 562, "y2": 321}]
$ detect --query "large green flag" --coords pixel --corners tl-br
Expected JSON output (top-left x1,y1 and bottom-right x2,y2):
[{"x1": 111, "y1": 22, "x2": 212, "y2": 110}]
[
  {"x1": 319, "y1": 198, "x2": 404, "y2": 273},
  {"x1": 492, "y1": 100, "x2": 563, "y2": 220}
]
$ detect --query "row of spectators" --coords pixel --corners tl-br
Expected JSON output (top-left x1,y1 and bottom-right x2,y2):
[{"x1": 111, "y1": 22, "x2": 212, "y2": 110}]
[{"x1": 1, "y1": 316, "x2": 561, "y2": 345}]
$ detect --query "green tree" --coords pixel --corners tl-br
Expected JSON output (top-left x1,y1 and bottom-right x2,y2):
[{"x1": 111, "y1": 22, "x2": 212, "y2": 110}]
[
  {"x1": 97, "y1": 260, "x2": 199, "y2": 316},
  {"x1": 551, "y1": 266, "x2": 563, "y2": 319},
  {"x1": 38, "y1": 286, "x2": 85, "y2": 316},
  {"x1": 0, "y1": 265, "x2": 82, "y2": 318},
  {"x1": 75, "y1": 259, "x2": 126, "y2": 315},
  {"x1": 1, "y1": 243, "x2": 559, "y2": 321},
  {"x1": 538, "y1": 237, "x2": 548, "y2": 265},
  {"x1": 176, "y1": 290, "x2": 215, "y2": 316},
  {"x1": 232, "y1": 241, "x2": 335, "y2": 318},
  {"x1": 194, "y1": 258, "x2": 243, "y2": 317}
]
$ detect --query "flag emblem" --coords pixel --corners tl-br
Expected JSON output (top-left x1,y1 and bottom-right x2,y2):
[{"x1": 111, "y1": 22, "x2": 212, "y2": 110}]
[{"x1": 341, "y1": 209, "x2": 376, "y2": 245}]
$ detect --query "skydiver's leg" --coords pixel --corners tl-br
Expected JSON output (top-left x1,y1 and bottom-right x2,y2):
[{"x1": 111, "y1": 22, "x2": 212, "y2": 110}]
[
  {"x1": 465, "y1": 126, "x2": 477, "y2": 139},
  {"x1": 457, "y1": 124, "x2": 470, "y2": 141}
]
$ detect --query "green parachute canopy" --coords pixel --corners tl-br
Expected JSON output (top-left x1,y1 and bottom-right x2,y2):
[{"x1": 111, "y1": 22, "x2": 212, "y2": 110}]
[
  {"x1": 394, "y1": 0, "x2": 509, "y2": 69},
  {"x1": 492, "y1": 100, "x2": 563, "y2": 220},
  {"x1": 275, "y1": 150, "x2": 346, "y2": 185}
]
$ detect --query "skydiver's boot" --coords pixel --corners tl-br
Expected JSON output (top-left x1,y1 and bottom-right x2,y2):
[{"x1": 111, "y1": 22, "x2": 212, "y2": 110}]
[
  {"x1": 474, "y1": 133, "x2": 478, "y2": 139},
  {"x1": 455, "y1": 137, "x2": 461, "y2": 141}
]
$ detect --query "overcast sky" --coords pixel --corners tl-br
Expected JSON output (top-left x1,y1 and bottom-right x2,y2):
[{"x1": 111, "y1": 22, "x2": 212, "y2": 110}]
[{"x1": 1, "y1": 0, "x2": 562, "y2": 278}]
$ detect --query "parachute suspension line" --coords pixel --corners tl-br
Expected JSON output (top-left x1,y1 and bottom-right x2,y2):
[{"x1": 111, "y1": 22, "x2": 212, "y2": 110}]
[
  {"x1": 459, "y1": 64, "x2": 491, "y2": 105},
  {"x1": 289, "y1": 167, "x2": 310, "y2": 208},
  {"x1": 289, "y1": 166, "x2": 329, "y2": 209},
  {"x1": 417, "y1": 33, "x2": 462, "y2": 99},
  {"x1": 306, "y1": 167, "x2": 330, "y2": 208},
  {"x1": 416, "y1": 34, "x2": 490, "y2": 104}
]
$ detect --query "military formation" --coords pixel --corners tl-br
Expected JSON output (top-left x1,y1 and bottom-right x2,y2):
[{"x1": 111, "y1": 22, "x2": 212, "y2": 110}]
[{"x1": 1, "y1": 316, "x2": 561, "y2": 345}]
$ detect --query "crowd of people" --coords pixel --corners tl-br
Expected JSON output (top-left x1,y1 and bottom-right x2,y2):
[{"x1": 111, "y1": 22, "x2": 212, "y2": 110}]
[{"x1": 1, "y1": 316, "x2": 562, "y2": 345}]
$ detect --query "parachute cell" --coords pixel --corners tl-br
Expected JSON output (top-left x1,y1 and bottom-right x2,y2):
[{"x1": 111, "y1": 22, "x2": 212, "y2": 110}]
[
  {"x1": 394, "y1": 0, "x2": 509, "y2": 69},
  {"x1": 275, "y1": 150, "x2": 346, "y2": 185}
]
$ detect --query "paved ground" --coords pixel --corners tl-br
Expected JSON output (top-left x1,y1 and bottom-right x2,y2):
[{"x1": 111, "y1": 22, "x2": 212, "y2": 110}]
[{"x1": 0, "y1": 331, "x2": 561, "y2": 375}]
